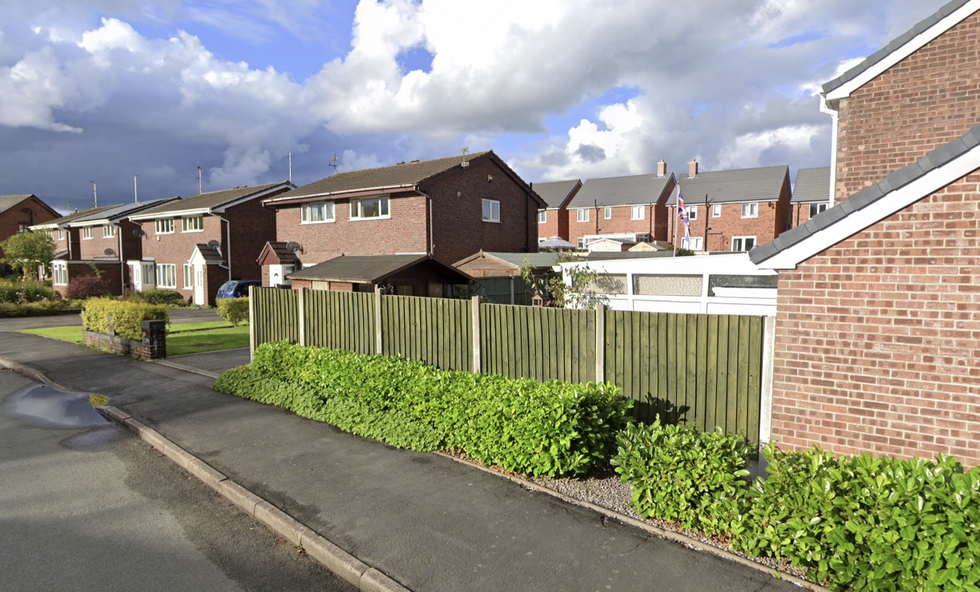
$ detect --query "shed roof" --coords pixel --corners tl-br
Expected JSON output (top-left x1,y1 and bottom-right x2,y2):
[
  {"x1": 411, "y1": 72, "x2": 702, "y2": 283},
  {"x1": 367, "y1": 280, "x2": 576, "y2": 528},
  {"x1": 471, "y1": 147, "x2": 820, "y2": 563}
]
[
  {"x1": 667, "y1": 165, "x2": 789, "y2": 206},
  {"x1": 453, "y1": 250, "x2": 563, "y2": 270},
  {"x1": 791, "y1": 167, "x2": 831, "y2": 204},
  {"x1": 750, "y1": 123, "x2": 980, "y2": 269},
  {"x1": 568, "y1": 173, "x2": 673, "y2": 209},
  {"x1": 532, "y1": 179, "x2": 582, "y2": 209},
  {"x1": 289, "y1": 254, "x2": 474, "y2": 284}
]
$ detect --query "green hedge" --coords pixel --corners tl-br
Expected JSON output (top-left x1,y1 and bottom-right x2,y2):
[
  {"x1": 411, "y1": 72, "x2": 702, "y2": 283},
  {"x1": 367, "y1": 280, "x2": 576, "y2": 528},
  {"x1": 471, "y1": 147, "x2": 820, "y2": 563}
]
[
  {"x1": 216, "y1": 297, "x2": 248, "y2": 326},
  {"x1": 0, "y1": 280, "x2": 56, "y2": 303},
  {"x1": 125, "y1": 289, "x2": 188, "y2": 306},
  {"x1": 220, "y1": 341, "x2": 632, "y2": 477},
  {"x1": 81, "y1": 298, "x2": 169, "y2": 341}
]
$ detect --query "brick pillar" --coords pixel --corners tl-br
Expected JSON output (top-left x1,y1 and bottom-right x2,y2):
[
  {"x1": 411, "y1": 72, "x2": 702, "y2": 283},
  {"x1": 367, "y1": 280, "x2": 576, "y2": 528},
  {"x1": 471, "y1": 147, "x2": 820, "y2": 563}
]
[{"x1": 141, "y1": 320, "x2": 167, "y2": 360}]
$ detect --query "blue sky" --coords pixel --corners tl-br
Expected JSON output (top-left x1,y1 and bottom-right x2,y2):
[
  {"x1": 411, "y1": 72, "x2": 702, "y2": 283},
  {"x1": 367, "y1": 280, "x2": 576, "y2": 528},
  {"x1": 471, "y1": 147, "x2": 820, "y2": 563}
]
[{"x1": 0, "y1": 0, "x2": 942, "y2": 213}]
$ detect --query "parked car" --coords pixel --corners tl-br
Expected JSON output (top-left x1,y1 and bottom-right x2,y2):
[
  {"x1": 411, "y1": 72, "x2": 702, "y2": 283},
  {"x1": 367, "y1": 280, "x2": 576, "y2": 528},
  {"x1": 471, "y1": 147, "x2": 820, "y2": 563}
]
[{"x1": 215, "y1": 280, "x2": 261, "y2": 299}]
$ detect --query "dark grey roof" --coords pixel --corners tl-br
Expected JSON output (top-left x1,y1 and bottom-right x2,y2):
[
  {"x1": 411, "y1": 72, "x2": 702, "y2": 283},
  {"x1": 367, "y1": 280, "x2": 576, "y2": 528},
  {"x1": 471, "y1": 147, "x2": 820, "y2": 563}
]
[
  {"x1": 258, "y1": 241, "x2": 300, "y2": 264},
  {"x1": 750, "y1": 123, "x2": 980, "y2": 265},
  {"x1": 289, "y1": 254, "x2": 430, "y2": 283},
  {"x1": 282, "y1": 153, "x2": 490, "y2": 200},
  {"x1": 792, "y1": 168, "x2": 831, "y2": 204},
  {"x1": 0, "y1": 195, "x2": 34, "y2": 214},
  {"x1": 568, "y1": 173, "x2": 673, "y2": 209},
  {"x1": 70, "y1": 197, "x2": 180, "y2": 224},
  {"x1": 134, "y1": 182, "x2": 290, "y2": 217},
  {"x1": 195, "y1": 243, "x2": 224, "y2": 264},
  {"x1": 533, "y1": 179, "x2": 581, "y2": 209},
  {"x1": 667, "y1": 165, "x2": 789, "y2": 206},
  {"x1": 39, "y1": 204, "x2": 117, "y2": 227},
  {"x1": 822, "y1": 0, "x2": 972, "y2": 94}
]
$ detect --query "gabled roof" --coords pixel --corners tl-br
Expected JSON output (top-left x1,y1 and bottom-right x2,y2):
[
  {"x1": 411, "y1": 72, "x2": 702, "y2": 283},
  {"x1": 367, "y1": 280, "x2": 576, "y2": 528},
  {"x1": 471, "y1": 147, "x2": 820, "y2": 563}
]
[
  {"x1": 568, "y1": 173, "x2": 673, "y2": 209},
  {"x1": 791, "y1": 168, "x2": 831, "y2": 204},
  {"x1": 69, "y1": 198, "x2": 181, "y2": 226},
  {"x1": 453, "y1": 250, "x2": 563, "y2": 270},
  {"x1": 532, "y1": 179, "x2": 582, "y2": 209},
  {"x1": 130, "y1": 182, "x2": 293, "y2": 219},
  {"x1": 31, "y1": 204, "x2": 117, "y2": 229},
  {"x1": 1, "y1": 194, "x2": 60, "y2": 218},
  {"x1": 822, "y1": 0, "x2": 978, "y2": 100},
  {"x1": 289, "y1": 254, "x2": 472, "y2": 284},
  {"x1": 193, "y1": 243, "x2": 224, "y2": 264},
  {"x1": 750, "y1": 124, "x2": 980, "y2": 269},
  {"x1": 257, "y1": 241, "x2": 300, "y2": 265},
  {"x1": 667, "y1": 165, "x2": 789, "y2": 206}
]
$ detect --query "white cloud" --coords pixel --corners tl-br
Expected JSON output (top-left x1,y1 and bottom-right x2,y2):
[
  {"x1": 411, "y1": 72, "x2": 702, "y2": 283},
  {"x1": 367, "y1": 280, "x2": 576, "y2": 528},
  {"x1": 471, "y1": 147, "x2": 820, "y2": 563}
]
[{"x1": 0, "y1": 46, "x2": 82, "y2": 132}]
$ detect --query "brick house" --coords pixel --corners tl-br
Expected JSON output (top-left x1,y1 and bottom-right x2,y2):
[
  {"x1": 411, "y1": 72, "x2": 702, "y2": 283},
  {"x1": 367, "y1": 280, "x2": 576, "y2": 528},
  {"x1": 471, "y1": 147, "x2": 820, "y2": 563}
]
[
  {"x1": 666, "y1": 160, "x2": 791, "y2": 252},
  {"x1": 533, "y1": 179, "x2": 581, "y2": 243},
  {"x1": 128, "y1": 182, "x2": 293, "y2": 306},
  {"x1": 0, "y1": 195, "x2": 60, "y2": 273},
  {"x1": 40, "y1": 198, "x2": 178, "y2": 297},
  {"x1": 821, "y1": 0, "x2": 980, "y2": 202},
  {"x1": 566, "y1": 162, "x2": 675, "y2": 250},
  {"x1": 750, "y1": 124, "x2": 980, "y2": 467},
  {"x1": 262, "y1": 151, "x2": 545, "y2": 286},
  {"x1": 790, "y1": 167, "x2": 832, "y2": 228}
]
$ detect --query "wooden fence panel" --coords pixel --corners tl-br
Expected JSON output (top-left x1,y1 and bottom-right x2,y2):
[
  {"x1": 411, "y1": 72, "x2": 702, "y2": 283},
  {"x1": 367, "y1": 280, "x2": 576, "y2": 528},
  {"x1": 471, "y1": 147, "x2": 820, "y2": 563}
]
[
  {"x1": 305, "y1": 290, "x2": 375, "y2": 355},
  {"x1": 604, "y1": 311, "x2": 763, "y2": 447},
  {"x1": 252, "y1": 288, "x2": 299, "y2": 346},
  {"x1": 381, "y1": 295, "x2": 472, "y2": 372},
  {"x1": 480, "y1": 304, "x2": 595, "y2": 383}
]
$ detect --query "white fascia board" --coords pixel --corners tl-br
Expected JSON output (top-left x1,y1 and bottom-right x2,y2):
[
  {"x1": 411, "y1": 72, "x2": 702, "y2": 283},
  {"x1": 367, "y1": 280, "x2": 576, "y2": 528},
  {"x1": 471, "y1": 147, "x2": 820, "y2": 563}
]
[
  {"x1": 212, "y1": 183, "x2": 295, "y2": 213},
  {"x1": 264, "y1": 183, "x2": 415, "y2": 204},
  {"x1": 825, "y1": 0, "x2": 980, "y2": 101},
  {"x1": 759, "y1": 145, "x2": 980, "y2": 270},
  {"x1": 70, "y1": 219, "x2": 112, "y2": 228},
  {"x1": 130, "y1": 207, "x2": 211, "y2": 221}
]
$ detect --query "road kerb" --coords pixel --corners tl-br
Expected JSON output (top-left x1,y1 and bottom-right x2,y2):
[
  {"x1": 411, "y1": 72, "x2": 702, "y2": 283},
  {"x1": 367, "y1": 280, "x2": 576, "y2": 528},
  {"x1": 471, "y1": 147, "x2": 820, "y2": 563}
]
[
  {"x1": 254, "y1": 501, "x2": 310, "y2": 547},
  {"x1": 300, "y1": 533, "x2": 370, "y2": 589},
  {"x1": 216, "y1": 480, "x2": 263, "y2": 516},
  {"x1": 360, "y1": 568, "x2": 411, "y2": 592}
]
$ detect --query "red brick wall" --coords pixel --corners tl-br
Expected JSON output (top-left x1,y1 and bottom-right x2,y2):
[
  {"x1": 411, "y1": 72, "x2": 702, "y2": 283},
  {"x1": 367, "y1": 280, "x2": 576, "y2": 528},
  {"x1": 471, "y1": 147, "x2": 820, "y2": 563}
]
[
  {"x1": 567, "y1": 179, "x2": 674, "y2": 247},
  {"x1": 224, "y1": 198, "x2": 279, "y2": 281},
  {"x1": 770, "y1": 172, "x2": 980, "y2": 466},
  {"x1": 835, "y1": 11, "x2": 980, "y2": 200},
  {"x1": 537, "y1": 207, "x2": 568, "y2": 242},
  {"x1": 54, "y1": 261, "x2": 124, "y2": 298},
  {"x1": 667, "y1": 189, "x2": 791, "y2": 251},
  {"x1": 0, "y1": 196, "x2": 60, "y2": 263}
]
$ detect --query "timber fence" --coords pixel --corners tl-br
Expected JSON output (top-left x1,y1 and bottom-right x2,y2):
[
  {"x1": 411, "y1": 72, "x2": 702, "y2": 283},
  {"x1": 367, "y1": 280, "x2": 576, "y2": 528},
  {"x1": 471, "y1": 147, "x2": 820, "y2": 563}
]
[{"x1": 249, "y1": 287, "x2": 771, "y2": 446}]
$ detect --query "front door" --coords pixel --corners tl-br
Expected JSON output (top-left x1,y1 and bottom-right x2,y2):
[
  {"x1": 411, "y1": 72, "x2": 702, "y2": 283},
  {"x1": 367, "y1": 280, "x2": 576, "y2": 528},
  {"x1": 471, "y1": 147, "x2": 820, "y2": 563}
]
[{"x1": 194, "y1": 265, "x2": 205, "y2": 306}]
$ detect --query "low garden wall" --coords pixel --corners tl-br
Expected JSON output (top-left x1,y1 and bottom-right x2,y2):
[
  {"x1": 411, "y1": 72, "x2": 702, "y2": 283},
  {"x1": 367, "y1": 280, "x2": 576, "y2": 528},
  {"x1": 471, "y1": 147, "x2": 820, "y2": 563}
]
[{"x1": 83, "y1": 319, "x2": 167, "y2": 360}]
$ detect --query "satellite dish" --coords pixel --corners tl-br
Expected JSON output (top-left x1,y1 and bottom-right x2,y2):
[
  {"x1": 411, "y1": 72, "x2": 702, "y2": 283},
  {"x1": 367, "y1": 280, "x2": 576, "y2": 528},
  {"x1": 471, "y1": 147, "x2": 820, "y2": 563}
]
[
  {"x1": 207, "y1": 240, "x2": 220, "y2": 250},
  {"x1": 133, "y1": 229, "x2": 146, "y2": 238},
  {"x1": 286, "y1": 241, "x2": 302, "y2": 253},
  {"x1": 104, "y1": 248, "x2": 115, "y2": 256}
]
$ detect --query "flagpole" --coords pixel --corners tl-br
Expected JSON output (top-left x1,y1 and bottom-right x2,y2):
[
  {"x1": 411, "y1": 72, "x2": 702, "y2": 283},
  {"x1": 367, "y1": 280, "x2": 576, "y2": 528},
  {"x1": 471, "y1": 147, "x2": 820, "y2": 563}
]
[{"x1": 672, "y1": 186, "x2": 679, "y2": 257}]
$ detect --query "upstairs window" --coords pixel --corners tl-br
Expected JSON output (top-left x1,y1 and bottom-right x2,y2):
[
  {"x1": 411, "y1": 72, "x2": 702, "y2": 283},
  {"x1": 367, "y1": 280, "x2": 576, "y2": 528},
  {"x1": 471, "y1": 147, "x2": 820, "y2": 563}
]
[
  {"x1": 537, "y1": 211, "x2": 546, "y2": 224},
  {"x1": 103, "y1": 224, "x2": 116, "y2": 238},
  {"x1": 741, "y1": 203, "x2": 758, "y2": 218},
  {"x1": 351, "y1": 197, "x2": 390, "y2": 220},
  {"x1": 182, "y1": 216, "x2": 203, "y2": 232},
  {"x1": 809, "y1": 203, "x2": 828, "y2": 217},
  {"x1": 688, "y1": 206, "x2": 698, "y2": 221},
  {"x1": 604, "y1": 207, "x2": 612, "y2": 220},
  {"x1": 712, "y1": 204, "x2": 722, "y2": 217},
  {"x1": 155, "y1": 218, "x2": 174, "y2": 234},
  {"x1": 631, "y1": 206, "x2": 644, "y2": 220},
  {"x1": 482, "y1": 199, "x2": 500, "y2": 223},
  {"x1": 302, "y1": 202, "x2": 335, "y2": 223},
  {"x1": 577, "y1": 208, "x2": 589, "y2": 223},
  {"x1": 82, "y1": 227, "x2": 93, "y2": 240}
]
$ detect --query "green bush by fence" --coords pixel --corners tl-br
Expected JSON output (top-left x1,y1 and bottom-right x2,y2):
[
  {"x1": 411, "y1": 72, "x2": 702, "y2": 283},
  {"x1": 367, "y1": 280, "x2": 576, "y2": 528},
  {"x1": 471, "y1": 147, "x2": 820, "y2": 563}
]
[
  {"x1": 81, "y1": 298, "x2": 169, "y2": 341},
  {"x1": 125, "y1": 289, "x2": 188, "y2": 307},
  {"x1": 217, "y1": 297, "x2": 249, "y2": 326},
  {"x1": 233, "y1": 341, "x2": 632, "y2": 477}
]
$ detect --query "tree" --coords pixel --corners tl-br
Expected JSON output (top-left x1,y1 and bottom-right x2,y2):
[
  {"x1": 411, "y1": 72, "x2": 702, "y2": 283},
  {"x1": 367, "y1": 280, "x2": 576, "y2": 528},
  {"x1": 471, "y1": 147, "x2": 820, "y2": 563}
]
[
  {"x1": 1, "y1": 231, "x2": 55, "y2": 278},
  {"x1": 521, "y1": 251, "x2": 606, "y2": 310}
]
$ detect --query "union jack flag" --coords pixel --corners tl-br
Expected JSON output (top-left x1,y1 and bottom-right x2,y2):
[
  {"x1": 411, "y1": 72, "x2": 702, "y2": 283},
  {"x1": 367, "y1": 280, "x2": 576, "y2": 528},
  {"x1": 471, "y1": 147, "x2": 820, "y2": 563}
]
[{"x1": 677, "y1": 189, "x2": 691, "y2": 247}]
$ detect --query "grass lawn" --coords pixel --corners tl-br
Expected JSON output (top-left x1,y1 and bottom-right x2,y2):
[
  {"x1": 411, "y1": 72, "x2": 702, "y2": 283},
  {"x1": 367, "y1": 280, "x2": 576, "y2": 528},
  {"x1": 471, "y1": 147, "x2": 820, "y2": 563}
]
[{"x1": 18, "y1": 322, "x2": 250, "y2": 357}]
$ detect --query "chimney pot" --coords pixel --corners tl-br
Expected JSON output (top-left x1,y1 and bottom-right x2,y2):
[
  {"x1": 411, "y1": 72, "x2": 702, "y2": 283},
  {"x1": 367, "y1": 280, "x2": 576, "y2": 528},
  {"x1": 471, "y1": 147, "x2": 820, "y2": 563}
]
[
  {"x1": 688, "y1": 159, "x2": 698, "y2": 177},
  {"x1": 657, "y1": 159, "x2": 667, "y2": 177}
]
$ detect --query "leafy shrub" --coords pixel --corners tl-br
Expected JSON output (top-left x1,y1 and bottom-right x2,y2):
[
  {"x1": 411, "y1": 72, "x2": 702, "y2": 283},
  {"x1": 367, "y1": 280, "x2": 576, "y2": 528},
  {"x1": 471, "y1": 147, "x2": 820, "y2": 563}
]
[
  {"x1": 126, "y1": 289, "x2": 187, "y2": 307},
  {"x1": 233, "y1": 341, "x2": 632, "y2": 476},
  {"x1": 215, "y1": 366, "x2": 443, "y2": 450},
  {"x1": 66, "y1": 276, "x2": 109, "y2": 300},
  {"x1": 0, "y1": 300, "x2": 78, "y2": 318},
  {"x1": 0, "y1": 279, "x2": 56, "y2": 303},
  {"x1": 731, "y1": 446, "x2": 980, "y2": 591},
  {"x1": 611, "y1": 420, "x2": 751, "y2": 537},
  {"x1": 216, "y1": 297, "x2": 249, "y2": 326},
  {"x1": 81, "y1": 298, "x2": 169, "y2": 341}
]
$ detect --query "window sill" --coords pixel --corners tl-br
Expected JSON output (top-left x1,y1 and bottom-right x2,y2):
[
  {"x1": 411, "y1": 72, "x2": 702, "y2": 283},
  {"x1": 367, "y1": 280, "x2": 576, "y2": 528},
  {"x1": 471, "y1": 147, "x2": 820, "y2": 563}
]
[
  {"x1": 349, "y1": 215, "x2": 392, "y2": 222},
  {"x1": 300, "y1": 219, "x2": 336, "y2": 225}
]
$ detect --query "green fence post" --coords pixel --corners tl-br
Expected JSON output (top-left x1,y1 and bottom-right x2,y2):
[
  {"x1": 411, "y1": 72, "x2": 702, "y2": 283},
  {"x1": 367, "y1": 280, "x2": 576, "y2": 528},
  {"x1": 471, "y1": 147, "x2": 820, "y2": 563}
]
[{"x1": 471, "y1": 295, "x2": 481, "y2": 374}]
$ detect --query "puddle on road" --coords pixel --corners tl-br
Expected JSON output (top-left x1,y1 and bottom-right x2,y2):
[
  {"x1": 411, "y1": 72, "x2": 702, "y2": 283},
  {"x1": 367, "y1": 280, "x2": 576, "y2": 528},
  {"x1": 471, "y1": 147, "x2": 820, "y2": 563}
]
[{"x1": 1, "y1": 384, "x2": 130, "y2": 451}]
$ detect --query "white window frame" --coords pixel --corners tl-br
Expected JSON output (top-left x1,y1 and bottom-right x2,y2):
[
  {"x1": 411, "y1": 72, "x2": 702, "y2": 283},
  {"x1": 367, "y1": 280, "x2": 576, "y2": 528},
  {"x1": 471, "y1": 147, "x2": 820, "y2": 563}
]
[
  {"x1": 809, "y1": 203, "x2": 828, "y2": 217},
  {"x1": 537, "y1": 210, "x2": 546, "y2": 224},
  {"x1": 156, "y1": 264, "x2": 177, "y2": 289},
  {"x1": 732, "y1": 236, "x2": 756, "y2": 252},
  {"x1": 350, "y1": 196, "x2": 390, "y2": 221},
  {"x1": 688, "y1": 206, "x2": 698, "y2": 221},
  {"x1": 604, "y1": 207, "x2": 612, "y2": 220},
  {"x1": 482, "y1": 199, "x2": 500, "y2": 223},
  {"x1": 81, "y1": 227, "x2": 93, "y2": 240},
  {"x1": 155, "y1": 218, "x2": 174, "y2": 234},
  {"x1": 302, "y1": 202, "x2": 335, "y2": 224},
  {"x1": 58, "y1": 229, "x2": 65, "y2": 240},
  {"x1": 712, "y1": 204, "x2": 722, "y2": 218},
  {"x1": 741, "y1": 203, "x2": 759, "y2": 218},
  {"x1": 102, "y1": 224, "x2": 116, "y2": 238},
  {"x1": 182, "y1": 215, "x2": 204, "y2": 233},
  {"x1": 686, "y1": 236, "x2": 703, "y2": 251},
  {"x1": 577, "y1": 237, "x2": 587, "y2": 250},
  {"x1": 577, "y1": 208, "x2": 590, "y2": 223},
  {"x1": 52, "y1": 261, "x2": 68, "y2": 286},
  {"x1": 631, "y1": 206, "x2": 644, "y2": 221},
  {"x1": 182, "y1": 264, "x2": 193, "y2": 290}
]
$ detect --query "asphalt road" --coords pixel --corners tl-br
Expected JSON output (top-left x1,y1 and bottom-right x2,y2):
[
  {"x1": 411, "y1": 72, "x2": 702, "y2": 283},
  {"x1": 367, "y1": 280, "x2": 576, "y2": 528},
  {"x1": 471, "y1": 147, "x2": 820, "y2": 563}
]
[{"x1": 0, "y1": 369, "x2": 355, "y2": 592}]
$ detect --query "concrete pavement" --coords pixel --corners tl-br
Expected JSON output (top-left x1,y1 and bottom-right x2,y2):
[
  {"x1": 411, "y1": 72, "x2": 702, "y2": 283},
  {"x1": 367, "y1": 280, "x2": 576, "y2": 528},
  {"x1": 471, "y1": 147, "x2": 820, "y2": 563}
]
[{"x1": 0, "y1": 330, "x2": 808, "y2": 592}]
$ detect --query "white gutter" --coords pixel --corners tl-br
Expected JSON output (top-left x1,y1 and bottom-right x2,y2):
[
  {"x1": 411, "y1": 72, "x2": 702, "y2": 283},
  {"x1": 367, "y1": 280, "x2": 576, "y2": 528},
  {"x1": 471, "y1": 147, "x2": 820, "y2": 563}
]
[
  {"x1": 264, "y1": 183, "x2": 416, "y2": 204},
  {"x1": 819, "y1": 96, "x2": 839, "y2": 208}
]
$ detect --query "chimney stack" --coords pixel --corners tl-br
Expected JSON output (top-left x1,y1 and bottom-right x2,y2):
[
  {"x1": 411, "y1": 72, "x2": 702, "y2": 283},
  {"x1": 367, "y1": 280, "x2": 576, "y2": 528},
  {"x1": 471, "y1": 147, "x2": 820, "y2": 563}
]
[
  {"x1": 688, "y1": 159, "x2": 698, "y2": 178},
  {"x1": 656, "y1": 159, "x2": 667, "y2": 177}
]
